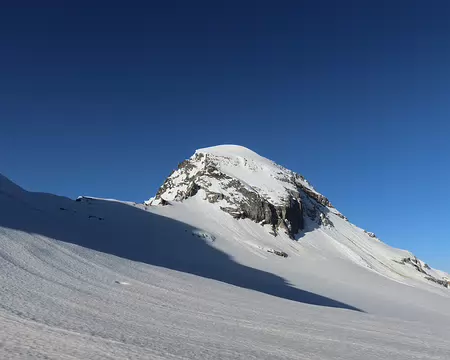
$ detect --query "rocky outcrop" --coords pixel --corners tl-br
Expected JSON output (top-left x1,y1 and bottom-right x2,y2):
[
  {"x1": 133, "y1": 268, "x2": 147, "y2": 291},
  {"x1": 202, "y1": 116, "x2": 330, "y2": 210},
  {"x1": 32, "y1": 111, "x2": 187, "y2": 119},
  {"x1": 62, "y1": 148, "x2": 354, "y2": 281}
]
[
  {"x1": 185, "y1": 181, "x2": 200, "y2": 198},
  {"x1": 159, "y1": 198, "x2": 171, "y2": 206},
  {"x1": 395, "y1": 257, "x2": 449, "y2": 288},
  {"x1": 336, "y1": 213, "x2": 348, "y2": 221},
  {"x1": 215, "y1": 180, "x2": 305, "y2": 238},
  {"x1": 297, "y1": 187, "x2": 333, "y2": 228},
  {"x1": 399, "y1": 257, "x2": 429, "y2": 274},
  {"x1": 149, "y1": 150, "x2": 334, "y2": 238},
  {"x1": 364, "y1": 230, "x2": 377, "y2": 238},
  {"x1": 297, "y1": 183, "x2": 333, "y2": 208},
  {"x1": 425, "y1": 276, "x2": 449, "y2": 289},
  {"x1": 267, "y1": 248, "x2": 288, "y2": 258},
  {"x1": 319, "y1": 212, "x2": 334, "y2": 227}
]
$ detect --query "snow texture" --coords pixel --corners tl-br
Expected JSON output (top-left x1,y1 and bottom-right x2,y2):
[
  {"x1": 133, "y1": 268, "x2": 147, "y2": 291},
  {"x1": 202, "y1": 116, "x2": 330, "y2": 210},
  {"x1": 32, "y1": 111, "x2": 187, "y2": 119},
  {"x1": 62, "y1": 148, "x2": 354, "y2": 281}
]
[{"x1": 0, "y1": 146, "x2": 449, "y2": 359}]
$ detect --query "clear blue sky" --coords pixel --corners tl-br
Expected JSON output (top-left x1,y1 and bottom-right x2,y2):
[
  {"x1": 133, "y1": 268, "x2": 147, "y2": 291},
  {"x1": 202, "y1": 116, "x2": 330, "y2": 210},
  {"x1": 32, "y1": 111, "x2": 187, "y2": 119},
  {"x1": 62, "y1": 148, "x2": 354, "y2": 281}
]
[{"x1": 1, "y1": 1, "x2": 449, "y2": 271}]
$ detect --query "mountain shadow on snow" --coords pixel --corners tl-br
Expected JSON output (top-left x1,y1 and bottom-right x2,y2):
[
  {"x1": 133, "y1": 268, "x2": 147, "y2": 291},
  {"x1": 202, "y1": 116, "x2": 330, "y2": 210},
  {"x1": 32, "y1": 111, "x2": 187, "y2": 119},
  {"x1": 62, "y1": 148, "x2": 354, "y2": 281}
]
[{"x1": 0, "y1": 176, "x2": 362, "y2": 312}]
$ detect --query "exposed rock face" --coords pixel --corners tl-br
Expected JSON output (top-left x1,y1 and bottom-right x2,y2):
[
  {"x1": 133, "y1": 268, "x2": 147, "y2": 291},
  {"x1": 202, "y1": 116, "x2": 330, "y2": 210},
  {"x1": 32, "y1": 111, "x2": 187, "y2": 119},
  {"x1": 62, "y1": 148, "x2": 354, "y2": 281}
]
[
  {"x1": 393, "y1": 256, "x2": 449, "y2": 288},
  {"x1": 364, "y1": 230, "x2": 377, "y2": 238},
  {"x1": 159, "y1": 198, "x2": 171, "y2": 206},
  {"x1": 319, "y1": 212, "x2": 334, "y2": 227},
  {"x1": 400, "y1": 257, "x2": 429, "y2": 274},
  {"x1": 336, "y1": 213, "x2": 348, "y2": 221},
  {"x1": 148, "y1": 146, "x2": 336, "y2": 238},
  {"x1": 425, "y1": 276, "x2": 450, "y2": 288},
  {"x1": 267, "y1": 248, "x2": 288, "y2": 258}
]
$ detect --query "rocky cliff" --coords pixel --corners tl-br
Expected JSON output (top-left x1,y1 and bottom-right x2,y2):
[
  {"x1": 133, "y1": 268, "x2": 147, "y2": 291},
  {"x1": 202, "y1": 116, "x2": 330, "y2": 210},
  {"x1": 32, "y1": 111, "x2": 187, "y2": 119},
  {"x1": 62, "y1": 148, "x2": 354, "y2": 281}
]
[{"x1": 147, "y1": 145, "x2": 340, "y2": 238}]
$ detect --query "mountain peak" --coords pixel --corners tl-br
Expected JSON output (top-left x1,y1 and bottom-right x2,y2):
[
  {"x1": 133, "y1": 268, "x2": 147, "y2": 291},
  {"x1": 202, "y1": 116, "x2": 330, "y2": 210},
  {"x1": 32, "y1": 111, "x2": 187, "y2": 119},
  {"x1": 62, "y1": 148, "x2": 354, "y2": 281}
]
[{"x1": 148, "y1": 145, "x2": 334, "y2": 238}]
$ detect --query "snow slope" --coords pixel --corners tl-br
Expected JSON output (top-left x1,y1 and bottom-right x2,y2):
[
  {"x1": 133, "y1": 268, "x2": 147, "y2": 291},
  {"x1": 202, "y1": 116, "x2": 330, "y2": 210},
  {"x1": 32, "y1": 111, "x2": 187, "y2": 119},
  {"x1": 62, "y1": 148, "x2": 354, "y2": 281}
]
[
  {"x1": 149, "y1": 145, "x2": 449, "y2": 291},
  {"x1": 1, "y1": 146, "x2": 450, "y2": 359}
]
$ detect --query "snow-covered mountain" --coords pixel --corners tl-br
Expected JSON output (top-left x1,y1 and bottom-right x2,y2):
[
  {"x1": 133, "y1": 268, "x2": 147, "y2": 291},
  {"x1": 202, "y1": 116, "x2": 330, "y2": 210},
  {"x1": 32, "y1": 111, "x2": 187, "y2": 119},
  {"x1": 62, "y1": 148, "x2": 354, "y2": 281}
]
[
  {"x1": 147, "y1": 145, "x2": 333, "y2": 238},
  {"x1": 147, "y1": 145, "x2": 449, "y2": 289},
  {"x1": 0, "y1": 145, "x2": 449, "y2": 359}
]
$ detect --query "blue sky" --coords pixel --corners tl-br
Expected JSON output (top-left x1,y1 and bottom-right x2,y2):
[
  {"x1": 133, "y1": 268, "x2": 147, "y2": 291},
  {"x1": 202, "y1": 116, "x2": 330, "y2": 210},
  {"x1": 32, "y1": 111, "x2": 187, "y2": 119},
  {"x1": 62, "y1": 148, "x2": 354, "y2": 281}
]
[{"x1": 1, "y1": 1, "x2": 449, "y2": 271}]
